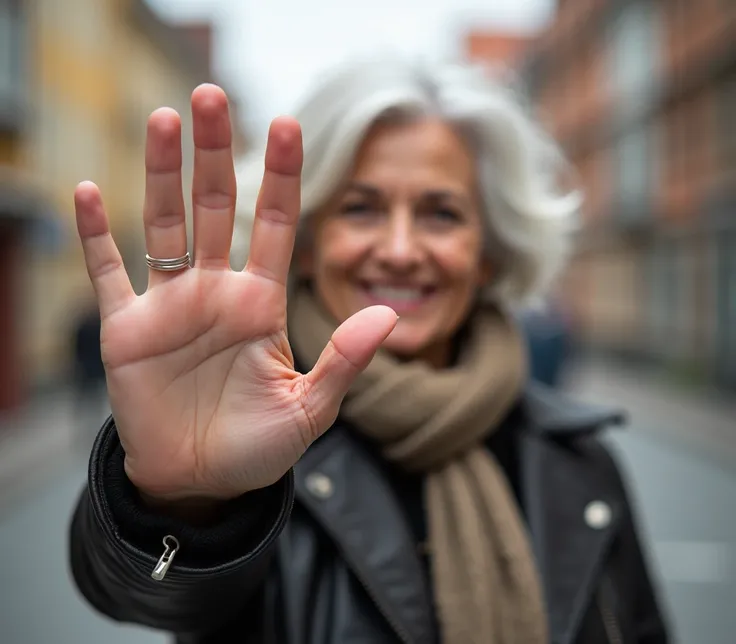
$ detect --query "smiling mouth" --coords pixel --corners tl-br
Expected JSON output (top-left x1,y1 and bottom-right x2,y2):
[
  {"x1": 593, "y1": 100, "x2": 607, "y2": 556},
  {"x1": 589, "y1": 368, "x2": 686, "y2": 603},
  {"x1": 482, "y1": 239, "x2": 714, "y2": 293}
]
[{"x1": 360, "y1": 283, "x2": 436, "y2": 312}]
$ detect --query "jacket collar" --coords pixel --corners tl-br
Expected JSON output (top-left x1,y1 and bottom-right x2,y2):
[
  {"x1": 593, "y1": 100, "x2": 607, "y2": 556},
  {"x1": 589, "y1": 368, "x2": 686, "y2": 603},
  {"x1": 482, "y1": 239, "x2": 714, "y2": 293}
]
[
  {"x1": 520, "y1": 382, "x2": 626, "y2": 436},
  {"x1": 293, "y1": 384, "x2": 625, "y2": 644},
  {"x1": 294, "y1": 429, "x2": 436, "y2": 644}
]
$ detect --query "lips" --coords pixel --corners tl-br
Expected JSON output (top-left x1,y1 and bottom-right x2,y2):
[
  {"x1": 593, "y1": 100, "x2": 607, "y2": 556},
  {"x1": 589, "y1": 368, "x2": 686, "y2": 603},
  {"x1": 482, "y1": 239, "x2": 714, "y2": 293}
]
[
  {"x1": 360, "y1": 283, "x2": 436, "y2": 312},
  {"x1": 370, "y1": 286, "x2": 425, "y2": 301}
]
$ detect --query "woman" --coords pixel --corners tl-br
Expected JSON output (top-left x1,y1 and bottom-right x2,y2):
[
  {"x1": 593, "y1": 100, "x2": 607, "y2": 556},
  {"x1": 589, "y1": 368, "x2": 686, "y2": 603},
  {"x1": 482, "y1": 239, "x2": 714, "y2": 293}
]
[{"x1": 69, "y1": 59, "x2": 668, "y2": 644}]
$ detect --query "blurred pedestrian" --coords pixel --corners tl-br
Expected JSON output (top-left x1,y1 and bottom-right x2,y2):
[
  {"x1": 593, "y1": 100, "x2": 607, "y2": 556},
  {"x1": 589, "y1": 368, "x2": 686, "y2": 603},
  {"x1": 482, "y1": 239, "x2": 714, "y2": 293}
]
[
  {"x1": 68, "y1": 58, "x2": 669, "y2": 643},
  {"x1": 520, "y1": 300, "x2": 573, "y2": 388},
  {"x1": 70, "y1": 305, "x2": 108, "y2": 445}
]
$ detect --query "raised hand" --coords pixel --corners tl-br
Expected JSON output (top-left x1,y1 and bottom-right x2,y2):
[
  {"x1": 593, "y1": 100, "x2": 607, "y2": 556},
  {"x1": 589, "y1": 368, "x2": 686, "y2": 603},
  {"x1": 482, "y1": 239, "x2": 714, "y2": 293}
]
[{"x1": 74, "y1": 84, "x2": 397, "y2": 502}]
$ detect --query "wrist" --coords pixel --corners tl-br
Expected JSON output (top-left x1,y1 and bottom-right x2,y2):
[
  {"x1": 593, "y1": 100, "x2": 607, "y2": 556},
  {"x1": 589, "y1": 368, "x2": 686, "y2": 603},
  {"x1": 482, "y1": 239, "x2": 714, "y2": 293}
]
[
  {"x1": 123, "y1": 458, "x2": 242, "y2": 523},
  {"x1": 137, "y1": 490, "x2": 228, "y2": 525}
]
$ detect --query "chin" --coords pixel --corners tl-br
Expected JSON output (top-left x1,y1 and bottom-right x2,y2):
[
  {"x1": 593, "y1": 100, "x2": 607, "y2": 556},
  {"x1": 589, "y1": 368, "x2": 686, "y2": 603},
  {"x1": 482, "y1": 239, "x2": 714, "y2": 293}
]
[{"x1": 381, "y1": 326, "x2": 436, "y2": 360}]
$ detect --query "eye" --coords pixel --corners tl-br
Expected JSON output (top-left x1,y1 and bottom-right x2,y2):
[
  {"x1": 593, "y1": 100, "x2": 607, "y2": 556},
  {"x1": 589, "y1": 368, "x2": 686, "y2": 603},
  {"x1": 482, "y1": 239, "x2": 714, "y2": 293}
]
[
  {"x1": 422, "y1": 206, "x2": 463, "y2": 225},
  {"x1": 340, "y1": 202, "x2": 372, "y2": 215},
  {"x1": 433, "y1": 207, "x2": 462, "y2": 222},
  {"x1": 339, "y1": 202, "x2": 382, "y2": 221}
]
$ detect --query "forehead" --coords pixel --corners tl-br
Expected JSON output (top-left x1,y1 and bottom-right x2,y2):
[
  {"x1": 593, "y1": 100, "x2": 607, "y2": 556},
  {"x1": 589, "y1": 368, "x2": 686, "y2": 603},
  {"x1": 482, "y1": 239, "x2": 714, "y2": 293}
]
[{"x1": 349, "y1": 119, "x2": 476, "y2": 193}]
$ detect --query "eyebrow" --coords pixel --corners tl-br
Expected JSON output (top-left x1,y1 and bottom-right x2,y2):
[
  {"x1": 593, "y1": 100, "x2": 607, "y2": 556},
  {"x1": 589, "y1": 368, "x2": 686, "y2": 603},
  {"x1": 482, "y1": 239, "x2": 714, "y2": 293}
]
[
  {"x1": 345, "y1": 182, "x2": 472, "y2": 208},
  {"x1": 344, "y1": 182, "x2": 382, "y2": 198}
]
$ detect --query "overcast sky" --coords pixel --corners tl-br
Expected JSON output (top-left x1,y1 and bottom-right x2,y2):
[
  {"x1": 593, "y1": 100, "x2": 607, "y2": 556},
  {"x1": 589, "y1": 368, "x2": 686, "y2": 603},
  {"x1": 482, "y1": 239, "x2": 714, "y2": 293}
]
[{"x1": 147, "y1": 0, "x2": 555, "y2": 133}]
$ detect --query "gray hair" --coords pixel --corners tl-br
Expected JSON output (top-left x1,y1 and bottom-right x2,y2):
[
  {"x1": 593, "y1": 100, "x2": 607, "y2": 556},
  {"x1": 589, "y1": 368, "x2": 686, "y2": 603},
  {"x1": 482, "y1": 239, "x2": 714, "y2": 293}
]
[{"x1": 232, "y1": 56, "x2": 580, "y2": 304}]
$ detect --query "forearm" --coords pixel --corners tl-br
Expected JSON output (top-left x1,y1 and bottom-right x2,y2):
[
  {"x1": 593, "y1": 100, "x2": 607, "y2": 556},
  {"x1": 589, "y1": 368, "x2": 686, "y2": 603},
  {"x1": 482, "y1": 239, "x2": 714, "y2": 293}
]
[{"x1": 68, "y1": 416, "x2": 294, "y2": 634}]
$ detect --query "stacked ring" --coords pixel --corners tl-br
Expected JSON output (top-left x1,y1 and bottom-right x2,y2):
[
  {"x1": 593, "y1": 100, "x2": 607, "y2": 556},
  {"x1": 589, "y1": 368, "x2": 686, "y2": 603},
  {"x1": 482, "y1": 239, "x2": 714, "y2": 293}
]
[{"x1": 145, "y1": 252, "x2": 191, "y2": 272}]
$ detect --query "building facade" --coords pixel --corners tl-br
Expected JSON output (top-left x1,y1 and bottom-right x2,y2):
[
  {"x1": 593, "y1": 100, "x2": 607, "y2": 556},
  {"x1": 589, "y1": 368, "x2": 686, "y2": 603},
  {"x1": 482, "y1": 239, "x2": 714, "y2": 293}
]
[
  {"x1": 0, "y1": 0, "x2": 61, "y2": 410},
  {"x1": 0, "y1": 0, "x2": 246, "y2": 411},
  {"x1": 465, "y1": 31, "x2": 534, "y2": 71},
  {"x1": 521, "y1": 0, "x2": 735, "y2": 390}
]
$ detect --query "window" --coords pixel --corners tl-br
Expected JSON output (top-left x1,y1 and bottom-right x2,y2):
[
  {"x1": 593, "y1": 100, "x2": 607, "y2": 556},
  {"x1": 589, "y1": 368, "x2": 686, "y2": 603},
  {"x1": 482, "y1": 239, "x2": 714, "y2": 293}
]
[
  {"x1": 615, "y1": 119, "x2": 660, "y2": 220},
  {"x1": 647, "y1": 237, "x2": 699, "y2": 361},
  {"x1": 618, "y1": 127, "x2": 648, "y2": 205},
  {"x1": 608, "y1": 2, "x2": 663, "y2": 221},
  {"x1": 0, "y1": 0, "x2": 23, "y2": 111},
  {"x1": 33, "y1": 97, "x2": 59, "y2": 183},
  {"x1": 608, "y1": 1, "x2": 661, "y2": 122},
  {"x1": 719, "y1": 74, "x2": 735, "y2": 172},
  {"x1": 648, "y1": 240, "x2": 677, "y2": 354},
  {"x1": 715, "y1": 232, "x2": 736, "y2": 386}
]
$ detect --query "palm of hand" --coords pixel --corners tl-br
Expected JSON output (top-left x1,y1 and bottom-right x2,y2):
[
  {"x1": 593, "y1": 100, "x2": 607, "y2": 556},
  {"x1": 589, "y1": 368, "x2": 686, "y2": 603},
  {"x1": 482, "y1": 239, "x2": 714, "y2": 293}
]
[
  {"x1": 103, "y1": 268, "x2": 304, "y2": 499},
  {"x1": 74, "y1": 85, "x2": 396, "y2": 502}
]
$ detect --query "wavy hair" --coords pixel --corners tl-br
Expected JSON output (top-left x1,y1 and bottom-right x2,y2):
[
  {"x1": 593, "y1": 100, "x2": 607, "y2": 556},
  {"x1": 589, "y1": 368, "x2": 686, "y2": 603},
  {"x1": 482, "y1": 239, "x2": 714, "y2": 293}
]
[{"x1": 232, "y1": 56, "x2": 580, "y2": 304}]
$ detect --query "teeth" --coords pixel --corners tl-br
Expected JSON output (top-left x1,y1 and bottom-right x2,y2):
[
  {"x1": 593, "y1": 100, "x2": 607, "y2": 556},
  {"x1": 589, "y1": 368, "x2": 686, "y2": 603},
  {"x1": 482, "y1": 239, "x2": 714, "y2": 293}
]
[{"x1": 370, "y1": 286, "x2": 424, "y2": 302}]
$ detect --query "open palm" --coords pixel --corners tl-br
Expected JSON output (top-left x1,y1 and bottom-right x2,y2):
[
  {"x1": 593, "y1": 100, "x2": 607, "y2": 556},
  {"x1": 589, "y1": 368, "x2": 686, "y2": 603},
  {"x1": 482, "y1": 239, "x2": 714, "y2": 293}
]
[{"x1": 74, "y1": 85, "x2": 396, "y2": 502}]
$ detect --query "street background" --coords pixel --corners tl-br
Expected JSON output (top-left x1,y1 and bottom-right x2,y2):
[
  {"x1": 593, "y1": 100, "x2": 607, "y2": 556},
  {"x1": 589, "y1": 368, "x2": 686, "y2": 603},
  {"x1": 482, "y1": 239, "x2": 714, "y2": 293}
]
[{"x1": 0, "y1": 0, "x2": 734, "y2": 642}]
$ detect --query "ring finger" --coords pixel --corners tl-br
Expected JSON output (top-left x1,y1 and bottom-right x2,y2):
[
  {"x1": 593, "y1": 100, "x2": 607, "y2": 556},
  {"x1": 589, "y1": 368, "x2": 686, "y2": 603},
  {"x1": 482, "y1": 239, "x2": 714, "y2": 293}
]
[{"x1": 143, "y1": 108, "x2": 189, "y2": 287}]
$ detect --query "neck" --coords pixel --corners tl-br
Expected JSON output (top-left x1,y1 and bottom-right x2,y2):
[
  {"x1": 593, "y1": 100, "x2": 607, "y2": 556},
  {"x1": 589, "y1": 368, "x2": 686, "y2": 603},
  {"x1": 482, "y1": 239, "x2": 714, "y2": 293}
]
[{"x1": 393, "y1": 341, "x2": 452, "y2": 369}]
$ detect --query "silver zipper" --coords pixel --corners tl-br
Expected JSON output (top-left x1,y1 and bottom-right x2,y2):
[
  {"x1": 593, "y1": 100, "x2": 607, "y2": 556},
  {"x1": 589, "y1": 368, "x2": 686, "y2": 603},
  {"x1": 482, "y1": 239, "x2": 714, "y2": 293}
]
[
  {"x1": 151, "y1": 535, "x2": 180, "y2": 581},
  {"x1": 597, "y1": 584, "x2": 623, "y2": 644}
]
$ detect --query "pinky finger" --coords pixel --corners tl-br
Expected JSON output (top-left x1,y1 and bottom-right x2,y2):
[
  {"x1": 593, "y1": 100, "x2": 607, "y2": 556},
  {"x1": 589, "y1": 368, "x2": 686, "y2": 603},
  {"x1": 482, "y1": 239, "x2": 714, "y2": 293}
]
[{"x1": 74, "y1": 181, "x2": 135, "y2": 318}]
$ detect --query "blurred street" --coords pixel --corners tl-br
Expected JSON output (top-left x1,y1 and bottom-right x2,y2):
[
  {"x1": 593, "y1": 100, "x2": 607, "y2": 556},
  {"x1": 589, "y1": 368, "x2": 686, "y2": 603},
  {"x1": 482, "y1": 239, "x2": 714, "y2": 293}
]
[
  {"x1": 566, "y1": 359, "x2": 736, "y2": 644},
  {"x1": 0, "y1": 390, "x2": 166, "y2": 644},
  {"x1": 0, "y1": 361, "x2": 734, "y2": 644},
  {"x1": 0, "y1": 0, "x2": 732, "y2": 642}
]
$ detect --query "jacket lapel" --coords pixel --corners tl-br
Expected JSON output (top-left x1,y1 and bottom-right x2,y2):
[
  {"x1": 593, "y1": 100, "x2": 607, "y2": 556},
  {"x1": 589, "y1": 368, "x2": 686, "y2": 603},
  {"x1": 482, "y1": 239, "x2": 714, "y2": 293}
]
[
  {"x1": 519, "y1": 390, "x2": 624, "y2": 644},
  {"x1": 291, "y1": 382, "x2": 625, "y2": 644},
  {"x1": 293, "y1": 428, "x2": 435, "y2": 644}
]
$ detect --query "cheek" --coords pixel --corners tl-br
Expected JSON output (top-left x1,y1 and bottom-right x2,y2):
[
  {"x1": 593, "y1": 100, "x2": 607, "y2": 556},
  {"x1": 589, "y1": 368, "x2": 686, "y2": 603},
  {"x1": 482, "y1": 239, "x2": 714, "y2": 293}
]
[
  {"x1": 311, "y1": 228, "x2": 366, "y2": 290},
  {"x1": 435, "y1": 240, "x2": 486, "y2": 291}
]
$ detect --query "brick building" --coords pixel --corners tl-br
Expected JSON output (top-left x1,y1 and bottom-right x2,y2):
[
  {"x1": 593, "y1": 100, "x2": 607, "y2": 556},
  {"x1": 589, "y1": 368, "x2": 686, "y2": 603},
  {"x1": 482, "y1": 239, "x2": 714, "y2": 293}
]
[
  {"x1": 518, "y1": 0, "x2": 735, "y2": 390},
  {"x1": 465, "y1": 31, "x2": 534, "y2": 71}
]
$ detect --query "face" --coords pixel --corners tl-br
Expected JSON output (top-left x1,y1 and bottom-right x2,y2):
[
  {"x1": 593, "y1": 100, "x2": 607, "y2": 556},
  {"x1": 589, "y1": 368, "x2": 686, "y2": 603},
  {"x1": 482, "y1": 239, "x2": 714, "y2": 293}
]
[{"x1": 303, "y1": 119, "x2": 490, "y2": 367}]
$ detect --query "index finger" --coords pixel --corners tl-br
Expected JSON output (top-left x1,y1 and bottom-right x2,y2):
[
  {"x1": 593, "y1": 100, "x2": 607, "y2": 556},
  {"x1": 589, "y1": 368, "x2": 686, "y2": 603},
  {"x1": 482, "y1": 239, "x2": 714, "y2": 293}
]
[{"x1": 244, "y1": 117, "x2": 303, "y2": 286}]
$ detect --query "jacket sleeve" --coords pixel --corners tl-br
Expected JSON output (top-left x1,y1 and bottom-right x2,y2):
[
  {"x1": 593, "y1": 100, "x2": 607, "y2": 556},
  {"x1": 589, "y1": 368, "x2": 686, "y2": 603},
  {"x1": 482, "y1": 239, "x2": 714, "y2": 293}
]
[{"x1": 68, "y1": 415, "x2": 294, "y2": 636}]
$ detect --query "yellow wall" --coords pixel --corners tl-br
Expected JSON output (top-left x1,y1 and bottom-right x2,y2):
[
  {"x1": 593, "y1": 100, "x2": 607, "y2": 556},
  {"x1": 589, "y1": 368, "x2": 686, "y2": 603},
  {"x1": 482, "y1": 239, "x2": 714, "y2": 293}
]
[
  {"x1": 109, "y1": 15, "x2": 199, "y2": 293},
  {"x1": 19, "y1": 0, "x2": 220, "y2": 385}
]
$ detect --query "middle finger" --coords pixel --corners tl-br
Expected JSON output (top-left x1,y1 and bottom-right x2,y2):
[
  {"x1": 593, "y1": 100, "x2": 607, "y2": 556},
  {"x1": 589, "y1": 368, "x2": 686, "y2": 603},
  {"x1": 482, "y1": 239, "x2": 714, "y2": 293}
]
[{"x1": 191, "y1": 84, "x2": 237, "y2": 269}]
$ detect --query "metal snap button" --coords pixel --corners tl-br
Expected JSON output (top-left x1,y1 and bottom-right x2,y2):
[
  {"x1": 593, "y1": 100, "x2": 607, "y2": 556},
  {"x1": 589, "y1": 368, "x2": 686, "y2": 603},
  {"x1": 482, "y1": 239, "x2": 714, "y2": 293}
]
[
  {"x1": 305, "y1": 472, "x2": 334, "y2": 499},
  {"x1": 584, "y1": 500, "x2": 612, "y2": 529}
]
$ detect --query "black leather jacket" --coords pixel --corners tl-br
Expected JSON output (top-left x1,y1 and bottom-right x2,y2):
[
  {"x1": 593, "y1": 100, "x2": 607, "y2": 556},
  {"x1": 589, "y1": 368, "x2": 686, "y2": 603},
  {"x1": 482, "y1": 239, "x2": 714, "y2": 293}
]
[{"x1": 69, "y1": 385, "x2": 669, "y2": 644}]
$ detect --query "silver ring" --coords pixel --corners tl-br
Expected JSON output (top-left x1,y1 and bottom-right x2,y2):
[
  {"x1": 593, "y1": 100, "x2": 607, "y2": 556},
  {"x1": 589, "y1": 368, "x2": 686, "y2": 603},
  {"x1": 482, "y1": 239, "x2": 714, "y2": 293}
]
[{"x1": 145, "y1": 252, "x2": 191, "y2": 272}]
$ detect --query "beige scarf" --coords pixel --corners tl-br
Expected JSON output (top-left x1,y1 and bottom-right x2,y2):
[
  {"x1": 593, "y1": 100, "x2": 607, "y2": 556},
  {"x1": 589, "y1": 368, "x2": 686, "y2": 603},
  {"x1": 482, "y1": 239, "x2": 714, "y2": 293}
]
[{"x1": 288, "y1": 289, "x2": 548, "y2": 644}]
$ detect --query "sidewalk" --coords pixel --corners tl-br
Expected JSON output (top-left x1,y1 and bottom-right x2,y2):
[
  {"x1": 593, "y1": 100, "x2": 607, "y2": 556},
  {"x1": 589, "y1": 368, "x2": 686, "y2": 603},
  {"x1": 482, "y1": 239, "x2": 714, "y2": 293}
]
[
  {"x1": 564, "y1": 357, "x2": 736, "y2": 469},
  {"x1": 0, "y1": 389, "x2": 103, "y2": 512}
]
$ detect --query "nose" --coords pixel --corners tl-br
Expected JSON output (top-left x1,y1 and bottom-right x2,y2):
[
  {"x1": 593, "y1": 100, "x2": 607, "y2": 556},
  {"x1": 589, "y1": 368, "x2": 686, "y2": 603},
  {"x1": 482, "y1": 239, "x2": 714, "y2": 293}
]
[{"x1": 374, "y1": 208, "x2": 423, "y2": 270}]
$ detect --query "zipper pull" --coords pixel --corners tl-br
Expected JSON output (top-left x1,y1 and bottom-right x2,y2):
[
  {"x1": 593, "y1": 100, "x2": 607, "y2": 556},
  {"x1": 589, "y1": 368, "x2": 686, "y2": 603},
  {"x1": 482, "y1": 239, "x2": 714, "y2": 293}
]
[{"x1": 151, "y1": 535, "x2": 179, "y2": 581}]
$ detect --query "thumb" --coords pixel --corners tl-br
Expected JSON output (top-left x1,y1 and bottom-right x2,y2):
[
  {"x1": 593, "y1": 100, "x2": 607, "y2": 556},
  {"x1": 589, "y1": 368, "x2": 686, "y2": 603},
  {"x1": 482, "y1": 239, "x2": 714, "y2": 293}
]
[{"x1": 300, "y1": 305, "x2": 398, "y2": 428}]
